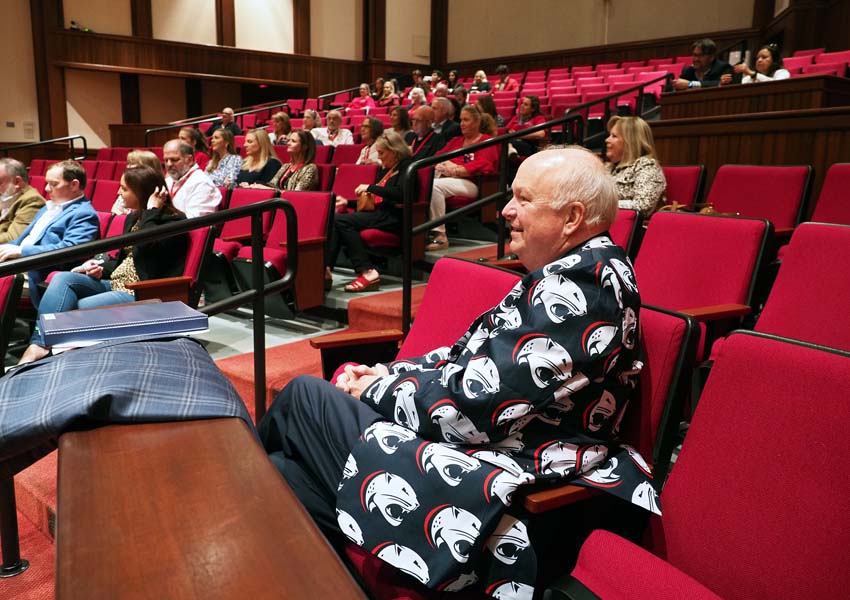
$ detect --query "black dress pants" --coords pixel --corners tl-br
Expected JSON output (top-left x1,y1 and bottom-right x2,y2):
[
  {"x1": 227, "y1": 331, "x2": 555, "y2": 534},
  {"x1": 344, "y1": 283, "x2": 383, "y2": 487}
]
[
  {"x1": 327, "y1": 209, "x2": 400, "y2": 273},
  {"x1": 257, "y1": 375, "x2": 383, "y2": 534}
]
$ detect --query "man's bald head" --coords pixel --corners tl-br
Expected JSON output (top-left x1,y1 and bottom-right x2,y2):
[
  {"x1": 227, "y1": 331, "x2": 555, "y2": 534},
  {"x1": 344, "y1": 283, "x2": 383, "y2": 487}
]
[{"x1": 412, "y1": 106, "x2": 435, "y2": 137}]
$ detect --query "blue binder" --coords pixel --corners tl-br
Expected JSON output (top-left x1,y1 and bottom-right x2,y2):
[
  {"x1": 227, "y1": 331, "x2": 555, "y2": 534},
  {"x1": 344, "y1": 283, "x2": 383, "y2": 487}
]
[{"x1": 39, "y1": 301, "x2": 208, "y2": 346}]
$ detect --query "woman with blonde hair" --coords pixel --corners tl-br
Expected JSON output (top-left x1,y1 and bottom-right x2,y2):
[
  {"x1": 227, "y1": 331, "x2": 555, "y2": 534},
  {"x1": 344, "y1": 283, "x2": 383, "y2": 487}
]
[
  {"x1": 604, "y1": 115, "x2": 666, "y2": 217},
  {"x1": 325, "y1": 131, "x2": 416, "y2": 292},
  {"x1": 236, "y1": 128, "x2": 283, "y2": 188},
  {"x1": 206, "y1": 128, "x2": 242, "y2": 186},
  {"x1": 377, "y1": 80, "x2": 400, "y2": 108},
  {"x1": 302, "y1": 109, "x2": 321, "y2": 133},
  {"x1": 268, "y1": 112, "x2": 292, "y2": 145}
]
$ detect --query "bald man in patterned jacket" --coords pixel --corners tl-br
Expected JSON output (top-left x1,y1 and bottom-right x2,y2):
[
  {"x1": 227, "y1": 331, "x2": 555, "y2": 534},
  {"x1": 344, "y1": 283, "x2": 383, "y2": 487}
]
[{"x1": 259, "y1": 147, "x2": 655, "y2": 598}]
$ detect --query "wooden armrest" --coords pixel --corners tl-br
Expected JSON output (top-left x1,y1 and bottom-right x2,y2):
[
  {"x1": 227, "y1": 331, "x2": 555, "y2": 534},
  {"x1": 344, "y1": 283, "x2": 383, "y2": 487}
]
[
  {"x1": 221, "y1": 234, "x2": 250, "y2": 243},
  {"x1": 282, "y1": 236, "x2": 325, "y2": 248},
  {"x1": 310, "y1": 328, "x2": 403, "y2": 350},
  {"x1": 125, "y1": 276, "x2": 192, "y2": 304},
  {"x1": 774, "y1": 227, "x2": 794, "y2": 240},
  {"x1": 488, "y1": 259, "x2": 527, "y2": 273},
  {"x1": 678, "y1": 303, "x2": 751, "y2": 321},
  {"x1": 523, "y1": 483, "x2": 601, "y2": 514},
  {"x1": 57, "y1": 419, "x2": 364, "y2": 599}
]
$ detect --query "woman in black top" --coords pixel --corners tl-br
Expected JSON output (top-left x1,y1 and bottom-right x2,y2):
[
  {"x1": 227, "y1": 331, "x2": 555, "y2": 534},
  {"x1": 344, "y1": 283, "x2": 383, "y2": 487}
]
[
  {"x1": 236, "y1": 128, "x2": 283, "y2": 188},
  {"x1": 326, "y1": 131, "x2": 416, "y2": 293}
]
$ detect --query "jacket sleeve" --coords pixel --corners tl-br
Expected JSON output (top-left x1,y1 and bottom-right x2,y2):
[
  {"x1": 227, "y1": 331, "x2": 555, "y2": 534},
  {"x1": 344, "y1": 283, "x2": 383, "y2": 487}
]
[
  {"x1": 0, "y1": 193, "x2": 45, "y2": 244},
  {"x1": 361, "y1": 255, "x2": 637, "y2": 444},
  {"x1": 20, "y1": 204, "x2": 99, "y2": 257}
]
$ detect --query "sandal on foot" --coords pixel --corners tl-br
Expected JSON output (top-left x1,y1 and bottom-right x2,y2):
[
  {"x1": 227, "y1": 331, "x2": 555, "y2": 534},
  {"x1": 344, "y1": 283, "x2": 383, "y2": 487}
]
[
  {"x1": 344, "y1": 274, "x2": 380, "y2": 293},
  {"x1": 426, "y1": 238, "x2": 449, "y2": 251}
]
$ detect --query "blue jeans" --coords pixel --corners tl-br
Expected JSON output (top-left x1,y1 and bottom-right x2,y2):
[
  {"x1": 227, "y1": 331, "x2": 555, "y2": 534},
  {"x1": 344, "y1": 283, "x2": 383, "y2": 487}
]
[{"x1": 32, "y1": 272, "x2": 134, "y2": 345}]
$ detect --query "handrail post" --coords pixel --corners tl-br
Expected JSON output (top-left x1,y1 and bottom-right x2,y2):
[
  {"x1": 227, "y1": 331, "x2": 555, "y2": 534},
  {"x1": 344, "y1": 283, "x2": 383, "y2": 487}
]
[
  {"x1": 401, "y1": 164, "x2": 415, "y2": 337},
  {"x1": 251, "y1": 212, "x2": 266, "y2": 423},
  {"x1": 496, "y1": 139, "x2": 509, "y2": 260}
]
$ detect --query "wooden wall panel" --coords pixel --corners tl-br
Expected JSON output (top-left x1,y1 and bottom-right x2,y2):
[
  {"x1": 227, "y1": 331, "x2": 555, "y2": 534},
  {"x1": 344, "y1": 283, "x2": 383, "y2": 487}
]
[{"x1": 651, "y1": 106, "x2": 850, "y2": 216}]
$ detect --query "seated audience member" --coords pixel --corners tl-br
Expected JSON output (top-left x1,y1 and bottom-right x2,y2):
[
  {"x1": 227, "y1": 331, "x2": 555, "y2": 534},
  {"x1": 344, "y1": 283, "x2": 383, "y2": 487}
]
[
  {"x1": 355, "y1": 117, "x2": 384, "y2": 166},
  {"x1": 405, "y1": 88, "x2": 427, "y2": 113},
  {"x1": 325, "y1": 131, "x2": 414, "y2": 293},
  {"x1": 206, "y1": 129, "x2": 243, "y2": 187},
  {"x1": 493, "y1": 63, "x2": 520, "y2": 92},
  {"x1": 736, "y1": 43, "x2": 791, "y2": 83},
  {"x1": 268, "y1": 130, "x2": 319, "y2": 192},
  {"x1": 372, "y1": 77, "x2": 385, "y2": 101},
  {"x1": 605, "y1": 116, "x2": 666, "y2": 217},
  {"x1": 454, "y1": 85, "x2": 469, "y2": 108},
  {"x1": 409, "y1": 106, "x2": 445, "y2": 158},
  {"x1": 447, "y1": 69, "x2": 459, "y2": 89},
  {"x1": 268, "y1": 111, "x2": 292, "y2": 145},
  {"x1": 19, "y1": 166, "x2": 188, "y2": 364},
  {"x1": 390, "y1": 107, "x2": 415, "y2": 145},
  {"x1": 409, "y1": 69, "x2": 426, "y2": 97},
  {"x1": 259, "y1": 147, "x2": 653, "y2": 596},
  {"x1": 347, "y1": 83, "x2": 377, "y2": 112},
  {"x1": 312, "y1": 110, "x2": 355, "y2": 147},
  {"x1": 205, "y1": 107, "x2": 243, "y2": 137},
  {"x1": 0, "y1": 160, "x2": 99, "y2": 306},
  {"x1": 476, "y1": 94, "x2": 505, "y2": 127},
  {"x1": 236, "y1": 129, "x2": 283, "y2": 188},
  {"x1": 111, "y1": 150, "x2": 163, "y2": 214},
  {"x1": 178, "y1": 126, "x2": 210, "y2": 170},
  {"x1": 163, "y1": 140, "x2": 222, "y2": 216},
  {"x1": 432, "y1": 82, "x2": 450, "y2": 98},
  {"x1": 428, "y1": 105, "x2": 499, "y2": 251},
  {"x1": 430, "y1": 69, "x2": 444, "y2": 86},
  {"x1": 302, "y1": 109, "x2": 321, "y2": 135},
  {"x1": 0, "y1": 158, "x2": 45, "y2": 244},
  {"x1": 377, "y1": 80, "x2": 401, "y2": 108},
  {"x1": 431, "y1": 97, "x2": 460, "y2": 140},
  {"x1": 470, "y1": 70, "x2": 492, "y2": 93},
  {"x1": 506, "y1": 95, "x2": 548, "y2": 157},
  {"x1": 675, "y1": 38, "x2": 737, "y2": 89}
]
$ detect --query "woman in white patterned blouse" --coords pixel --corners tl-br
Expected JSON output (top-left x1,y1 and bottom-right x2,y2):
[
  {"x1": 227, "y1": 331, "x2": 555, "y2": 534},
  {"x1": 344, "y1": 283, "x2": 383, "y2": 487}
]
[
  {"x1": 206, "y1": 128, "x2": 243, "y2": 187},
  {"x1": 605, "y1": 116, "x2": 666, "y2": 218}
]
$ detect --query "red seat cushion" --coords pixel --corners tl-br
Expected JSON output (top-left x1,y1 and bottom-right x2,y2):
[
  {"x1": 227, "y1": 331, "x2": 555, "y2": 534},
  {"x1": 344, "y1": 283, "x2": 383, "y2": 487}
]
[
  {"x1": 213, "y1": 238, "x2": 243, "y2": 263},
  {"x1": 360, "y1": 229, "x2": 400, "y2": 248},
  {"x1": 572, "y1": 530, "x2": 722, "y2": 600}
]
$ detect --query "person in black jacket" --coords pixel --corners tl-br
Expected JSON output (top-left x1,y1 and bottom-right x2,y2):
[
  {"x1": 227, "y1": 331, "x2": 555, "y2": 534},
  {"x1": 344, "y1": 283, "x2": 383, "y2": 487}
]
[
  {"x1": 325, "y1": 131, "x2": 417, "y2": 293},
  {"x1": 675, "y1": 38, "x2": 737, "y2": 90},
  {"x1": 20, "y1": 166, "x2": 188, "y2": 363}
]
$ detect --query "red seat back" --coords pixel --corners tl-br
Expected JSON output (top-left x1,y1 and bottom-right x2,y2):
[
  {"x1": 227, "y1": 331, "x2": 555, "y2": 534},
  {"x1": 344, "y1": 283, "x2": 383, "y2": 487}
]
[
  {"x1": 815, "y1": 49, "x2": 850, "y2": 64},
  {"x1": 313, "y1": 145, "x2": 332, "y2": 164},
  {"x1": 81, "y1": 160, "x2": 98, "y2": 180},
  {"x1": 96, "y1": 211, "x2": 113, "y2": 238},
  {"x1": 634, "y1": 212, "x2": 769, "y2": 311},
  {"x1": 95, "y1": 161, "x2": 118, "y2": 181},
  {"x1": 272, "y1": 145, "x2": 290, "y2": 164},
  {"x1": 95, "y1": 148, "x2": 112, "y2": 161},
  {"x1": 184, "y1": 226, "x2": 213, "y2": 286},
  {"x1": 219, "y1": 188, "x2": 277, "y2": 239},
  {"x1": 397, "y1": 257, "x2": 521, "y2": 359},
  {"x1": 331, "y1": 164, "x2": 378, "y2": 201},
  {"x1": 755, "y1": 222, "x2": 850, "y2": 351},
  {"x1": 810, "y1": 163, "x2": 850, "y2": 225},
  {"x1": 662, "y1": 165, "x2": 705, "y2": 208},
  {"x1": 272, "y1": 191, "x2": 334, "y2": 248},
  {"x1": 91, "y1": 180, "x2": 120, "y2": 212},
  {"x1": 316, "y1": 164, "x2": 335, "y2": 191},
  {"x1": 608, "y1": 209, "x2": 641, "y2": 255},
  {"x1": 657, "y1": 331, "x2": 850, "y2": 599},
  {"x1": 705, "y1": 165, "x2": 811, "y2": 229},
  {"x1": 331, "y1": 144, "x2": 364, "y2": 165}
]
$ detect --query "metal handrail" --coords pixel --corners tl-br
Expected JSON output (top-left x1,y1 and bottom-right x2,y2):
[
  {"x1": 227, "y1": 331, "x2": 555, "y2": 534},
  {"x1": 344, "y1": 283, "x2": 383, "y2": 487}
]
[
  {"x1": 0, "y1": 135, "x2": 88, "y2": 162},
  {"x1": 0, "y1": 199, "x2": 298, "y2": 423},
  {"x1": 146, "y1": 102, "x2": 289, "y2": 145},
  {"x1": 318, "y1": 86, "x2": 360, "y2": 109}
]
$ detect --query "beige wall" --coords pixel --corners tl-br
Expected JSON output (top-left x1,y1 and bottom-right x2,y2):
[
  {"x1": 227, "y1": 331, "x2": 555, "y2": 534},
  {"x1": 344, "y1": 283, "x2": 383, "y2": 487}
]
[
  {"x1": 235, "y1": 0, "x2": 294, "y2": 54},
  {"x1": 311, "y1": 0, "x2": 363, "y2": 59},
  {"x1": 65, "y1": 70, "x2": 122, "y2": 148},
  {"x1": 447, "y1": 0, "x2": 753, "y2": 62},
  {"x1": 386, "y1": 0, "x2": 431, "y2": 64},
  {"x1": 152, "y1": 0, "x2": 217, "y2": 45},
  {"x1": 63, "y1": 0, "x2": 132, "y2": 36},
  {"x1": 139, "y1": 76, "x2": 188, "y2": 123},
  {"x1": 1, "y1": 0, "x2": 39, "y2": 142}
]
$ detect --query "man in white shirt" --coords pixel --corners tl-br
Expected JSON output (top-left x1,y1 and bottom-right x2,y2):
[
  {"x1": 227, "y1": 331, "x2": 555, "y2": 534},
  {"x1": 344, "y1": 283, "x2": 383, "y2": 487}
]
[
  {"x1": 0, "y1": 160, "x2": 99, "y2": 306},
  {"x1": 311, "y1": 110, "x2": 354, "y2": 147},
  {"x1": 163, "y1": 140, "x2": 222, "y2": 218}
]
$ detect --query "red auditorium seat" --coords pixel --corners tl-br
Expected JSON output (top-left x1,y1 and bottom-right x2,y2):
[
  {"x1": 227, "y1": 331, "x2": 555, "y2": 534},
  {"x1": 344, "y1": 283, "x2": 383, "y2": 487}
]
[
  {"x1": 95, "y1": 148, "x2": 112, "y2": 161},
  {"x1": 213, "y1": 187, "x2": 277, "y2": 262},
  {"x1": 94, "y1": 160, "x2": 118, "y2": 181},
  {"x1": 661, "y1": 165, "x2": 705, "y2": 208},
  {"x1": 81, "y1": 160, "x2": 97, "y2": 180},
  {"x1": 620, "y1": 60, "x2": 647, "y2": 69},
  {"x1": 809, "y1": 163, "x2": 850, "y2": 225},
  {"x1": 608, "y1": 208, "x2": 642, "y2": 256},
  {"x1": 331, "y1": 164, "x2": 378, "y2": 204},
  {"x1": 232, "y1": 191, "x2": 334, "y2": 316},
  {"x1": 801, "y1": 62, "x2": 847, "y2": 76},
  {"x1": 704, "y1": 164, "x2": 811, "y2": 235},
  {"x1": 314, "y1": 145, "x2": 333, "y2": 164},
  {"x1": 272, "y1": 145, "x2": 290, "y2": 164},
  {"x1": 792, "y1": 47, "x2": 825, "y2": 57},
  {"x1": 815, "y1": 49, "x2": 850, "y2": 64},
  {"x1": 111, "y1": 147, "x2": 132, "y2": 161},
  {"x1": 559, "y1": 331, "x2": 850, "y2": 600},
  {"x1": 90, "y1": 180, "x2": 120, "y2": 212},
  {"x1": 782, "y1": 55, "x2": 813, "y2": 71},
  {"x1": 29, "y1": 175, "x2": 46, "y2": 197},
  {"x1": 286, "y1": 99, "x2": 305, "y2": 116},
  {"x1": 647, "y1": 57, "x2": 672, "y2": 66},
  {"x1": 316, "y1": 163, "x2": 336, "y2": 191},
  {"x1": 28, "y1": 159, "x2": 47, "y2": 176}
]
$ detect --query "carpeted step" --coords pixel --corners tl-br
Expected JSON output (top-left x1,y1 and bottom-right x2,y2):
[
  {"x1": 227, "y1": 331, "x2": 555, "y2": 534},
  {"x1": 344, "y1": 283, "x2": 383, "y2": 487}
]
[
  {"x1": 346, "y1": 284, "x2": 427, "y2": 332},
  {"x1": 13, "y1": 451, "x2": 57, "y2": 541},
  {"x1": 0, "y1": 511, "x2": 55, "y2": 600},
  {"x1": 443, "y1": 242, "x2": 511, "y2": 263}
]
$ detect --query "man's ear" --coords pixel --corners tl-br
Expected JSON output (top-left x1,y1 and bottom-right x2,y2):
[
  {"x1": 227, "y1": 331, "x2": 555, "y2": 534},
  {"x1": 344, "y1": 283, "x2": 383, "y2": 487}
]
[{"x1": 563, "y1": 201, "x2": 586, "y2": 237}]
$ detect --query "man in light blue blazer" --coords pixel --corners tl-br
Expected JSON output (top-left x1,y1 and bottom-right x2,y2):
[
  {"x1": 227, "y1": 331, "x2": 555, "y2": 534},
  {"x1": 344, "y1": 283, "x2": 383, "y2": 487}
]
[{"x1": 0, "y1": 160, "x2": 99, "y2": 306}]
